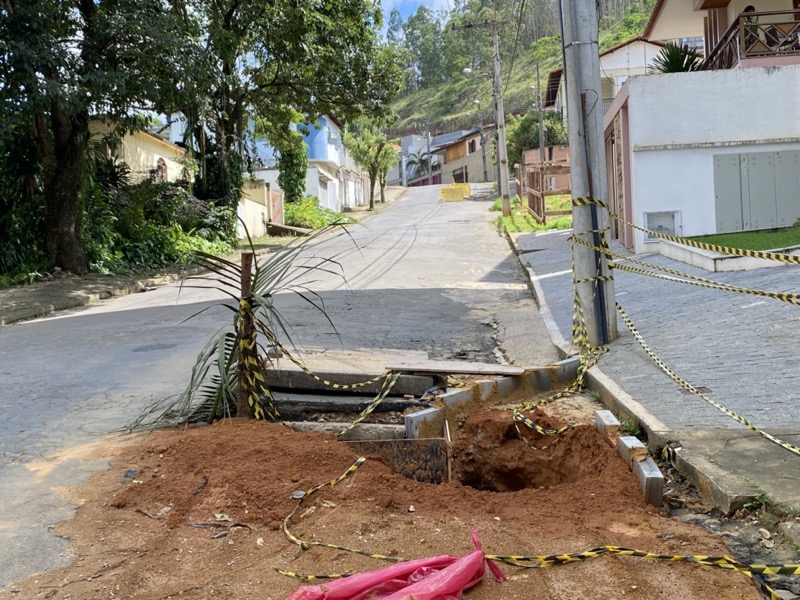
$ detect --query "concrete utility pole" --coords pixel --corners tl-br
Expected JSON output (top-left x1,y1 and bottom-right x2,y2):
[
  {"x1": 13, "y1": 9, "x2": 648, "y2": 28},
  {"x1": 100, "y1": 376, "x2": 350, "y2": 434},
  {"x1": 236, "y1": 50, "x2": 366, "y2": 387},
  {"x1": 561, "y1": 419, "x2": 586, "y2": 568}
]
[
  {"x1": 456, "y1": 19, "x2": 511, "y2": 215},
  {"x1": 474, "y1": 99, "x2": 488, "y2": 181},
  {"x1": 425, "y1": 123, "x2": 432, "y2": 185},
  {"x1": 560, "y1": 0, "x2": 617, "y2": 345},
  {"x1": 536, "y1": 63, "x2": 546, "y2": 166},
  {"x1": 491, "y1": 23, "x2": 511, "y2": 215}
]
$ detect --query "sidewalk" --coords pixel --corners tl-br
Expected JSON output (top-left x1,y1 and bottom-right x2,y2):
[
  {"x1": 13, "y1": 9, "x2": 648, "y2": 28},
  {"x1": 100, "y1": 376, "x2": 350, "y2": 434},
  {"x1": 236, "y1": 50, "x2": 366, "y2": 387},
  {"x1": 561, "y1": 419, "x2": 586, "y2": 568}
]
[
  {"x1": 0, "y1": 187, "x2": 406, "y2": 327},
  {"x1": 512, "y1": 228, "x2": 800, "y2": 515}
]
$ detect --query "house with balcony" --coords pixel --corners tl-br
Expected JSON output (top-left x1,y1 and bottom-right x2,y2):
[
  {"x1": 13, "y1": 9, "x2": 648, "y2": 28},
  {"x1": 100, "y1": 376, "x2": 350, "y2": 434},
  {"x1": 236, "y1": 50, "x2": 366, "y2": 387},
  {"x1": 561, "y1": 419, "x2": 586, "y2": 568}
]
[
  {"x1": 544, "y1": 36, "x2": 667, "y2": 122},
  {"x1": 603, "y1": 0, "x2": 800, "y2": 253}
]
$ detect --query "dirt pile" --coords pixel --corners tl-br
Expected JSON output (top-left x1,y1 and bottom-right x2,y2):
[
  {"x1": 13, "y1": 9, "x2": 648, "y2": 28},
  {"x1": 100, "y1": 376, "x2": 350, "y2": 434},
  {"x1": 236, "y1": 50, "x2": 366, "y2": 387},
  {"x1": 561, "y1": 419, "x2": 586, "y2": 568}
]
[{"x1": 0, "y1": 418, "x2": 762, "y2": 599}]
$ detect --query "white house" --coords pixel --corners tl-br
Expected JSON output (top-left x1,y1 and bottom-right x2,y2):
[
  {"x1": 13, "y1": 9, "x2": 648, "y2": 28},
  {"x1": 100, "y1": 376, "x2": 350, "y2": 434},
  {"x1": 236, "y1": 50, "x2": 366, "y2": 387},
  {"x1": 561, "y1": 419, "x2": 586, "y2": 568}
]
[
  {"x1": 166, "y1": 113, "x2": 368, "y2": 213},
  {"x1": 544, "y1": 36, "x2": 667, "y2": 121},
  {"x1": 604, "y1": 0, "x2": 800, "y2": 253}
]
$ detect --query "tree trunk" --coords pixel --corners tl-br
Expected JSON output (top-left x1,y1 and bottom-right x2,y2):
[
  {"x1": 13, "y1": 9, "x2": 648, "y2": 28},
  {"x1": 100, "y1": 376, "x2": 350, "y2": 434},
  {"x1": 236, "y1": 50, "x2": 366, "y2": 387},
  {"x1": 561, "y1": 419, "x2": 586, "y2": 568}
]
[
  {"x1": 380, "y1": 173, "x2": 386, "y2": 203},
  {"x1": 368, "y1": 175, "x2": 376, "y2": 210},
  {"x1": 34, "y1": 104, "x2": 90, "y2": 275}
]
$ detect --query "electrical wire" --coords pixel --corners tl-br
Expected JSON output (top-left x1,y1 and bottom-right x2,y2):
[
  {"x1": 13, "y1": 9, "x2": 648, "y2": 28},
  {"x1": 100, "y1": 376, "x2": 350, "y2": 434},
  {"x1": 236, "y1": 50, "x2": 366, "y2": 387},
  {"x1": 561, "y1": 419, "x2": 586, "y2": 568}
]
[{"x1": 502, "y1": 0, "x2": 527, "y2": 98}]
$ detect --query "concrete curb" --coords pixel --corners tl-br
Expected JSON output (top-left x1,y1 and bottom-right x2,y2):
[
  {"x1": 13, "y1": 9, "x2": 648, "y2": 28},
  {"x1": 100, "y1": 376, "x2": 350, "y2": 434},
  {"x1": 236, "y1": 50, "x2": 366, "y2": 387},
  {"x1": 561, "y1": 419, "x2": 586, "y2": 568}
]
[
  {"x1": 503, "y1": 229, "x2": 757, "y2": 514},
  {"x1": 0, "y1": 246, "x2": 281, "y2": 327},
  {"x1": 0, "y1": 271, "x2": 193, "y2": 326}
]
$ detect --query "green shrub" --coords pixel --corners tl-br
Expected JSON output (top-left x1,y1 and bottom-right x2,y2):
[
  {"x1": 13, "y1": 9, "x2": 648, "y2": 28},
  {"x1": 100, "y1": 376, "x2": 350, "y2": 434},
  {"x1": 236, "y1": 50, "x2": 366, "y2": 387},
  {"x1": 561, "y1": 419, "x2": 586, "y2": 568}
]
[
  {"x1": 82, "y1": 167, "x2": 235, "y2": 273},
  {"x1": 284, "y1": 196, "x2": 355, "y2": 229}
]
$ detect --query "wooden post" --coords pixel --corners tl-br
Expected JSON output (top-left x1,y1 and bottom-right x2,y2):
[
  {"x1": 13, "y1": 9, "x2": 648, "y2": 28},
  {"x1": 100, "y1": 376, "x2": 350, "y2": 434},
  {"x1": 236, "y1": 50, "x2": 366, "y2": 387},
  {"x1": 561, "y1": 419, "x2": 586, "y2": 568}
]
[{"x1": 236, "y1": 252, "x2": 255, "y2": 418}]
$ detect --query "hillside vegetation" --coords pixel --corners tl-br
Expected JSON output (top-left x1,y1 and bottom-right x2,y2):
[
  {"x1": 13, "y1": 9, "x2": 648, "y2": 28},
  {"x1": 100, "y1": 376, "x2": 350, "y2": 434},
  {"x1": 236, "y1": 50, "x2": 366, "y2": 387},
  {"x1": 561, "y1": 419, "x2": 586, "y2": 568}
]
[{"x1": 387, "y1": 0, "x2": 656, "y2": 132}]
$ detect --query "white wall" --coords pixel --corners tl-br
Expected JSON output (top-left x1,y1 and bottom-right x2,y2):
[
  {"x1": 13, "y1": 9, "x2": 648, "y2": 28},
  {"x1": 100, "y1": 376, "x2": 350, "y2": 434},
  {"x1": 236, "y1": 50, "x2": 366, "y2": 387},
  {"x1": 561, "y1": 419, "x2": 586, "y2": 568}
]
[
  {"x1": 628, "y1": 66, "x2": 800, "y2": 148},
  {"x1": 601, "y1": 40, "x2": 665, "y2": 74},
  {"x1": 626, "y1": 65, "x2": 800, "y2": 252}
]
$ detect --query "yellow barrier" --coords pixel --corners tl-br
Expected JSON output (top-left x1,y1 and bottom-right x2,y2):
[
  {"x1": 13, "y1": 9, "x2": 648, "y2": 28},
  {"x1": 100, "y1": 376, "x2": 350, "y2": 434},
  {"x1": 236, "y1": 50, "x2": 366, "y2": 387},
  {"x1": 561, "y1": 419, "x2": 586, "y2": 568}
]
[{"x1": 440, "y1": 183, "x2": 470, "y2": 202}]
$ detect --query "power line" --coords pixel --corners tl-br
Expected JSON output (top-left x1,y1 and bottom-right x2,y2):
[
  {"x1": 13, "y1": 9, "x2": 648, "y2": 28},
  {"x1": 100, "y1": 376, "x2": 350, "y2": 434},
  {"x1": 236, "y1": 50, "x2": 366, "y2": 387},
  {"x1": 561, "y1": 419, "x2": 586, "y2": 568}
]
[{"x1": 503, "y1": 0, "x2": 527, "y2": 98}]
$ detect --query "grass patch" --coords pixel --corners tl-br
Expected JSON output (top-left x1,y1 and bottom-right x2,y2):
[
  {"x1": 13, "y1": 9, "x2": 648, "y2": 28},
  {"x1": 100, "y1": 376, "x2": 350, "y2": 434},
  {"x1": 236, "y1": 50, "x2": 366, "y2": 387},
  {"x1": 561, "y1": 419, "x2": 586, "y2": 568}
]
[
  {"x1": 240, "y1": 235, "x2": 292, "y2": 252},
  {"x1": 284, "y1": 197, "x2": 356, "y2": 229},
  {"x1": 490, "y1": 195, "x2": 573, "y2": 233},
  {"x1": 690, "y1": 227, "x2": 800, "y2": 251}
]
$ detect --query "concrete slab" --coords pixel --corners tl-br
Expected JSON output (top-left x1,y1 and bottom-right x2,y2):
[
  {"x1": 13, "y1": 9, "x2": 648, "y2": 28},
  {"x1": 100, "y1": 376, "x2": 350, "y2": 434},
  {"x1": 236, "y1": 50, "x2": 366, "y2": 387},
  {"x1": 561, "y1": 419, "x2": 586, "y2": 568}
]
[
  {"x1": 405, "y1": 408, "x2": 445, "y2": 439},
  {"x1": 618, "y1": 435, "x2": 649, "y2": 467},
  {"x1": 385, "y1": 359, "x2": 525, "y2": 376},
  {"x1": 669, "y1": 429, "x2": 800, "y2": 514},
  {"x1": 633, "y1": 456, "x2": 665, "y2": 507},
  {"x1": 265, "y1": 367, "x2": 434, "y2": 397},
  {"x1": 271, "y1": 391, "x2": 426, "y2": 421},
  {"x1": 284, "y1": 421, "x2": 405, "y2": 441}
]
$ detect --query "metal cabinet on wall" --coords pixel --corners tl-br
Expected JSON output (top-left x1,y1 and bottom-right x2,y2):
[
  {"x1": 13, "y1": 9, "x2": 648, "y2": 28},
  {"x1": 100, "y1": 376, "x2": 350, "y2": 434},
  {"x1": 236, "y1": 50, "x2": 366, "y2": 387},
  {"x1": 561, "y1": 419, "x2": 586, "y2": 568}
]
[{"x1": 713, "y1": 150, "x2": 800, "y2": 233}]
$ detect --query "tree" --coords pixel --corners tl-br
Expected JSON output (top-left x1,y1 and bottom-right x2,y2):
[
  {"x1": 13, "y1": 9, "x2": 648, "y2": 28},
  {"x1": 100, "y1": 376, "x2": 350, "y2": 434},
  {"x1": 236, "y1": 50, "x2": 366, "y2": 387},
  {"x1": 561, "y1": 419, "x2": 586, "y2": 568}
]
[
  {"x1": 275, "y1": 131, "x2": 308, "y2": 205},
  {"x1": 506, "y1": 110, "x2": 568, "y2": 167},
  {"x1": 343, "y1": 120, "x2": 396, "y2": 211},
  {"x1": 406, "y1": 149, "x2": 429, "y2": 177},
  {"x1": 175, "y1": 0, "x2": 402, "y2": 211},
  {"x1": 403, "y1": 6, "x2": 443, "y2": 89},
  {"x1": 377, "y1": 144, "x2": 400, "y2": 204},
  {"x1": 0, "y1": 0, "x2": 194, "y2": 274},
  {"x1": 387, "y1": 9, "x2": 405, "y2": 44}
]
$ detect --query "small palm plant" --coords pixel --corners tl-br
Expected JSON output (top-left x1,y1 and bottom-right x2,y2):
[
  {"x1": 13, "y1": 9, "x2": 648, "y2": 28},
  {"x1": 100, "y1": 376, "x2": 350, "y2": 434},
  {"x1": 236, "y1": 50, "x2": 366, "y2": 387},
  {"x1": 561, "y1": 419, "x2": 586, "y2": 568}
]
[
  {"x1": 129, "y1": 226, "x2": 347, "y2": 430},
  {"x1": 406, "y1": 149, "x2": 430, "y2": 177},
  {"x1": 650, "y1": 43, "x2": 701, "y2": 73}
]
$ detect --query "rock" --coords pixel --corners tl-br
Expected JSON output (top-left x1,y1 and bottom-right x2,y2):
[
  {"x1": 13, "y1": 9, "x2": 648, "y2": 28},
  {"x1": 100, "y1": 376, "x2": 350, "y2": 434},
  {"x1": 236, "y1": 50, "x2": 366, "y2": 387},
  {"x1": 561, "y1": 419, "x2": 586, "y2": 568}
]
[
  {"x1": 779, "y1": 522, "x2": 800, "y2": 546},
  {"x1": 677, "y1": 513, "x2": 711, "y2": 525},
  {"x1": 758, "y1": 528, "x2": 771, "y2": 539},
  {"x1": 774, "y1": 590, "x2": 799, "y2": 600}
]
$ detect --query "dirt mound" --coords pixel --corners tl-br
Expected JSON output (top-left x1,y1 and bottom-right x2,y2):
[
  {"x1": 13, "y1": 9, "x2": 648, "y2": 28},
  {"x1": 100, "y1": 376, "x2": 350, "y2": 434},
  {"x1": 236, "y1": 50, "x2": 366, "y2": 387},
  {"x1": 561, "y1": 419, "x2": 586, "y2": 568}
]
[{"x1": 0, "y1": 419, "x2": 761, "y2": 600}]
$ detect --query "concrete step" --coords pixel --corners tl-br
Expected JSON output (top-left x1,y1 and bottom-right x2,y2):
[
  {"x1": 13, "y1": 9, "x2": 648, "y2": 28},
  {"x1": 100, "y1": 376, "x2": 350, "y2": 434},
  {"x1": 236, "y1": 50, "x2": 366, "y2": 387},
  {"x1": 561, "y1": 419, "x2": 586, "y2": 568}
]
[
  {"x1": 265, "y1": 368, "x2": 436, "y2": 396},
  {"x1": 272, "y1": 390, "x2": 428, "y2": 421}
]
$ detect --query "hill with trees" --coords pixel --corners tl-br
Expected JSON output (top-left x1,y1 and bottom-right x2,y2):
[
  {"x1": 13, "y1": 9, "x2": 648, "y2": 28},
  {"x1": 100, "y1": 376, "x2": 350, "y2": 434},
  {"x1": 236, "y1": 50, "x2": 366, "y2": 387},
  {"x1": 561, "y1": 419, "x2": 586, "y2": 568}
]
[{"x1": 386, "y1": 0, "x2": 656, "y2": 133}]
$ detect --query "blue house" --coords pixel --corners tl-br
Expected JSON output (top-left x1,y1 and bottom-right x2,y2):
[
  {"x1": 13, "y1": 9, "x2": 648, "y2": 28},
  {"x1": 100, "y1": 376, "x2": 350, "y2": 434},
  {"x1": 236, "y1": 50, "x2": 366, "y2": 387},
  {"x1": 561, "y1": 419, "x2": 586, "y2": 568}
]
[
  {"x1": 253, "y1": 116, "x2": 369, "y2": 212},
  {"x1": 165, "y1": 112, "x2": 369, "y2": 213}
]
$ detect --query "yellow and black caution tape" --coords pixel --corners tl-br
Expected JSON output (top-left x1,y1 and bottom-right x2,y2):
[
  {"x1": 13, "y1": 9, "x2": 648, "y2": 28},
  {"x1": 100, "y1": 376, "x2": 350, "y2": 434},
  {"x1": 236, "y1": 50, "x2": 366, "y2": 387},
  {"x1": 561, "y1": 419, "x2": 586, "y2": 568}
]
[
  {"x1": 571, "y1": 235, "x2": 800, "y2": 307},
  {"x1": 617, "y1": 302, "x2": 800, "y2": 458},
  {"x1": 281, "y1": 456, "x2": 405, "y2": 575},
  {"x1": 271, "y1": 337, "x2": 392, "y2": 390},
  {"x1": 511, "y1": 225, "x2": 610, "y2": 440},
  {"x1": 274, "y1": 569, "x2": 348, "y2": 581},
  {"x1": 237, "y1": 296, "x2": 280, "y2": 420},
  {"x1": 575, "y1": 196, "x2": 800, "y2": 265},
  {"x1": 487, "y1": 545, "x2": 795, "y2": 599},
  {"x1": 335, "y1": 371, "x2": 400, "y2": 437}
]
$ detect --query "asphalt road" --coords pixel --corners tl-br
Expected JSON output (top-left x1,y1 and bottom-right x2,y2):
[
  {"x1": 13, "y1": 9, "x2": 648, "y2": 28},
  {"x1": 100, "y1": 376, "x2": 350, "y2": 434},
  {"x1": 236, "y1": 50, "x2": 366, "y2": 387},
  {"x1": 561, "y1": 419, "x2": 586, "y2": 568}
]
[{"x1": 0, "y1": 184, "x2": 557, "y2": 587}]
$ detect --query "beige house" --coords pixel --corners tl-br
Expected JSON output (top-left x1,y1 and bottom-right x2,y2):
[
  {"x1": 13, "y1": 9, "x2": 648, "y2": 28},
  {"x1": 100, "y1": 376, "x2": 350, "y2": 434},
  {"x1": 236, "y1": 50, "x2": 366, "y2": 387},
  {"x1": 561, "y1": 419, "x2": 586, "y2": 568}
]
[
  {"x1": 432, "y1": 128, "x2": 496, "y2": 184},
  {"x1": 91, "y1": 120, "x2": 286, "y2": 240},
  {"x1": 89, "y1": 121, "x2": 187, "y2": 183}
]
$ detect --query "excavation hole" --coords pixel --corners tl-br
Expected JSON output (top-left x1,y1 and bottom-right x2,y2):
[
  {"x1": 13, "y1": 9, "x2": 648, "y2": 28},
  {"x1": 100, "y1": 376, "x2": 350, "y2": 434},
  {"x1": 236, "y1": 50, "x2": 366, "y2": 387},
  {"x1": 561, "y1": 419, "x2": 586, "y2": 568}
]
[{"x1": 453, "y1": 408, "x2": 615, "y2": 492}]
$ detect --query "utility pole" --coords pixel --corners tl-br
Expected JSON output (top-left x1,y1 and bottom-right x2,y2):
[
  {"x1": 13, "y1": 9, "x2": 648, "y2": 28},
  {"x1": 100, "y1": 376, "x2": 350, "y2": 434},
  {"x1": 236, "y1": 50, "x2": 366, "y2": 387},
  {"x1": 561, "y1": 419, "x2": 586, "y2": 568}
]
[
  {"x1": 425, "y1": 123, "x2": 432, "y2": 185},
  {"x1": 491, "y1": 23, "x2": 511, "y2": 215},
  {"x1": 474, "y1": 100, "x2": 488, "y2": 181},
  {"x1": 455, "y1": 19, "x2": 511, "y2": 215},
  {"x1": 560, "y1": 0, "x2": 617, "y2": 345},
  {"x1": 536, "y1": 62, "x2": 546, "y2": 166}
]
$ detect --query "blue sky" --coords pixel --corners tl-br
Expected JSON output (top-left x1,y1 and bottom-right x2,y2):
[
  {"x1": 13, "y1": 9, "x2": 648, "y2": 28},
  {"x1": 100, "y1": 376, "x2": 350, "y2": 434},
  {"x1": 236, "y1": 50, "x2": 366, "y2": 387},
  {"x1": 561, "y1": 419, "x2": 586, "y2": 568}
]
[{"x1": 381, "y1": 0, "x2": 452, "y2": 22}]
